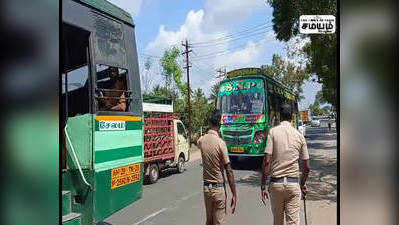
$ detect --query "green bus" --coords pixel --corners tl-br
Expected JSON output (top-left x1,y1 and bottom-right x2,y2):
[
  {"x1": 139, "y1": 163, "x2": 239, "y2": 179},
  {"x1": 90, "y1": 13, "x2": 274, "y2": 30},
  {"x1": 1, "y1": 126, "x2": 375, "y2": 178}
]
[
  {"x1": 62, "y1": 0, "x2": 143, "y2": 224},
  {"x1": 217, "y1": 68, "x2": 299, "y2": 161}
]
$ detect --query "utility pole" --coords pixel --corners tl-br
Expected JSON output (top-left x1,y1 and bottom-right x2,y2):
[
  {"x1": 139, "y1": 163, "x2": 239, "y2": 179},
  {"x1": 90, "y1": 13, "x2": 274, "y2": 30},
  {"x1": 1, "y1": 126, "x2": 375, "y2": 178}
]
[
  {"x1": 213, "y1": 66, "x2": 226, "y2": 107},
  {"x1": 182, "y1": 39, "x2": 192, "y2": 147},
  {"x1": 216, "y1": 66, "x2": 226, "y2": 79}
]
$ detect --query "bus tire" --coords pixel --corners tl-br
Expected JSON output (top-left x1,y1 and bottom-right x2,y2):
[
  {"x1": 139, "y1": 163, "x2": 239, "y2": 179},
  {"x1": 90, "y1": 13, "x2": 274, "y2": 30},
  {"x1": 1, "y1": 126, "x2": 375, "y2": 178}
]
[{"x1": 148, "y1": 164, "x2": 159, "y2": 184}]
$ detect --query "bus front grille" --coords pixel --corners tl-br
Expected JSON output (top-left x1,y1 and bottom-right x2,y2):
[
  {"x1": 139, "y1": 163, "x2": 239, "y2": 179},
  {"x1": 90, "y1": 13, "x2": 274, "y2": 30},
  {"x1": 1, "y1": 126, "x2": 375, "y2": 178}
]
[
  {"x1": 224, "y1": 137, "x2": 252, "y2": 145},
  {"x1": 223, "y1": 130, "x2": 252, "y2": 136}
]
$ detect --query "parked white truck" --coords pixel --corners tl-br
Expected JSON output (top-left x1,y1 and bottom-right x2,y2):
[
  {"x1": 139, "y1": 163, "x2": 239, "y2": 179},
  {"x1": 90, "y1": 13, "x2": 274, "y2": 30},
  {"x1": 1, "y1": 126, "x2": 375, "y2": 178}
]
[{"x1": 142, "y1": 96, "x2": 190, "y2": 184}]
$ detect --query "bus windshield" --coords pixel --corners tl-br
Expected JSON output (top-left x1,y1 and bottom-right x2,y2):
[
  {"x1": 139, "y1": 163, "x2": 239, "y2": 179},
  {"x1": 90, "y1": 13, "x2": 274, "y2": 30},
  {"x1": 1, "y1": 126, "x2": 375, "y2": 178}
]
[{"x1": 218, "y1": 79, "x2": 265, "y2": 114}]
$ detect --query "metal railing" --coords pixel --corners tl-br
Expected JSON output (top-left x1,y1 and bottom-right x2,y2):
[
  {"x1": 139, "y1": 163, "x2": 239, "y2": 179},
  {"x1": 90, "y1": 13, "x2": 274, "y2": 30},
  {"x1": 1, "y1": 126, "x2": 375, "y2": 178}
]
[{"x1": 64, "y1": 125, "x2": 93, "y2": 191}]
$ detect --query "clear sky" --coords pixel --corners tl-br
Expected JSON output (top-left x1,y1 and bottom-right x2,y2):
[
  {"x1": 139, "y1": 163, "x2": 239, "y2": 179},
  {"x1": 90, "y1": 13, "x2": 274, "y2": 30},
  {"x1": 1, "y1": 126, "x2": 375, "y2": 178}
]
[{"x1": 108, "y1": 0, "x2": 321, "y2": 110}]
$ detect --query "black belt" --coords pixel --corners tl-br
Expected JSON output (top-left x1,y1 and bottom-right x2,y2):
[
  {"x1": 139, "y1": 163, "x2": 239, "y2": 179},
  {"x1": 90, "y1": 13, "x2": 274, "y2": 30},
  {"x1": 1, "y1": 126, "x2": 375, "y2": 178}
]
[
  {"x1": 270, "y1": 177, "x2": 299, "y2": 183},
  {"x1": 204, "y1": 181, "x2": 224, "y2": 188}
]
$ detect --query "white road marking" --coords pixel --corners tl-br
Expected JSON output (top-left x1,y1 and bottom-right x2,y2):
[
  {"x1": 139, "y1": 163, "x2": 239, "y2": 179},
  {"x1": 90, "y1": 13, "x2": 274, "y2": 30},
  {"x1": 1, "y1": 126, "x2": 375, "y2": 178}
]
[
  {"x1": 240, "y1": 174, "x2": 251, "y2": 180},
  {"x1": 181, "y1": 191, "x2": 200, "y2": 201},
  {"x1": 132, "y1": 191, "x2": 201, "y2": 225},
  {"x1": 132, "y1": 208, "x2": 168, "y2": 225}
]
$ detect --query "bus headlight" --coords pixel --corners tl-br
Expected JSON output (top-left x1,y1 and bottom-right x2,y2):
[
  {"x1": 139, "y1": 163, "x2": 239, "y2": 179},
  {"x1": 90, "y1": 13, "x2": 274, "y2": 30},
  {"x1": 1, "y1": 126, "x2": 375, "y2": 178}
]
[{"x1": 253, "y1": 130, "x2": 266, "y2": 144}]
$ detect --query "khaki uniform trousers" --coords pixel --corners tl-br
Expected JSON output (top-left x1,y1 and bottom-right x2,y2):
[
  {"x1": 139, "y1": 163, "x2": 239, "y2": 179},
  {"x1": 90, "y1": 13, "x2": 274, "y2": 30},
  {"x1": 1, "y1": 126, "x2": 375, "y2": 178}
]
[
  {"x1": 269, "y1": 181, "x2": 301, "y2": 225},
  {"x1": 204, "y1": 186, "x2": 226, "y2": 225}
]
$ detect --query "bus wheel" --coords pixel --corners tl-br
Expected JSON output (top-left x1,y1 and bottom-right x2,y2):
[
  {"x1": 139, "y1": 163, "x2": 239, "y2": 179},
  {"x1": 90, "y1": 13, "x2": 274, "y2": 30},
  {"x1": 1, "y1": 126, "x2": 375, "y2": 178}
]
[
  {"x1": 177, "y1": 156, "x2": 185, "y2": 173},
  {"x1": 149, "y1": 164, "x2": 159, "y2": 184}
]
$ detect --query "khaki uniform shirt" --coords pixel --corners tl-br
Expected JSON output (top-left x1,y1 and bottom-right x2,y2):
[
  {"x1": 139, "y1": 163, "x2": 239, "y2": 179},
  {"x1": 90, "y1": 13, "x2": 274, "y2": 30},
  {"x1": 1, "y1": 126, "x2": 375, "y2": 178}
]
[
  {"x1": 197, "y1": 130, "x2": 230, "y2": 183},
  {"x1": 265, "y1": 121, "x2": 309, "y2": 178}
]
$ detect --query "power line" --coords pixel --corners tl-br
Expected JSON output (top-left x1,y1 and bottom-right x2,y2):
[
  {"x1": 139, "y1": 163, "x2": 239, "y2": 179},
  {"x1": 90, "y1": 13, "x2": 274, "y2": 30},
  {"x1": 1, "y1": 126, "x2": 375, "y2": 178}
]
[
  {"x1": 215, "y1": 67, "x2": 227, "y2": 79},
  {"x1": 190, "y1": 23, "x2": 294, "y2": 61},
  {"x1": 139, "y1": 23, "x2": 280, "y2": 63},
  {"x1": 191, "y1": 50, "x2": 217, "y2": 68},
  {"x1": 190, "y1": 63, "x2": 220, "y2": 92},
  {"x1": 142, "y1": 32, "x2": 268, "y2": 64},
  {"x1": 139, "y1": 24, "x2": 276, "y2": 60},
  {"x1": 191, "y1": 62, "x2": 214, "y2": 74},
  {"x1": 191, "y1": 59, "x2": 217, "y2": 72},
  {"x1": 139, "y1": 53, "x2": 162, "y2": 58},
  {"x1": 190, "y1": 16, "x2": 273, "y2": 45},
  {"x1": 191, "y1": 25, "x2": 273, "y2": 47},
  {"x1": 191, "y1": 63, "x2": 214, "y2": 83},
  {"x1": 190, "y1": 23, "x2": 293, "y2": 58},
  {"x1": 191, "y1": 28, "x2": 275, "y2": 58},
  {"x1": 191, "y1": 24, "x2": 270, "y2": 45},
  {"x1": 191, "y1": 39, "x2": 267, "y2": 61},
  {"x1": 191, "y1": 33, "x2": 268, "y2": 59}
]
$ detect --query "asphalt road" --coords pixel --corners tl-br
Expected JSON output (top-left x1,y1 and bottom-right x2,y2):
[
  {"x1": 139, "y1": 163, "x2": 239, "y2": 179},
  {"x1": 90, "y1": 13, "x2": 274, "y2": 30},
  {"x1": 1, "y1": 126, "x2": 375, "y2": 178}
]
[{"x1": 105, "y1": 126, "x2": 337, "y2": 225}]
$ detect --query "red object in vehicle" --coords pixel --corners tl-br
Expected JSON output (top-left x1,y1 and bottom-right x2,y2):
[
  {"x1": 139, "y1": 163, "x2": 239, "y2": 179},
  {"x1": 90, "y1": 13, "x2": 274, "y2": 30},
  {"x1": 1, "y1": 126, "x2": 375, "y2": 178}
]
[
  {"x1": 253, "y1": 130, "x2": 267, "y2": 144},
  {"x1": 143, "y1": 113, "x2": 180, "y2": 163}
]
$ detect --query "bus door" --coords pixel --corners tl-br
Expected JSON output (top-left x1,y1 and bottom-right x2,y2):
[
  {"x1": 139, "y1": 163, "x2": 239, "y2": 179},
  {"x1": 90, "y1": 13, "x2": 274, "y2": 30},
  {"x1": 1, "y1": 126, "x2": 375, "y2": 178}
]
[
  {"x1": 62, "y1": 22, "x2": 95, "y2": 225},
  {"x1": 62, "y1": 23, "x2": 93, "y2": 175}
]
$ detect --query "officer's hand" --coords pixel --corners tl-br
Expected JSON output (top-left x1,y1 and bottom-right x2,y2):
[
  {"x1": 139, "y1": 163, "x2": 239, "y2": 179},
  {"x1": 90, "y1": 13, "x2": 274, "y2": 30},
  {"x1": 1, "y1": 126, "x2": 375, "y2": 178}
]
[
  {"x1": 261, "y1": 189, "x2": 269, "y2": 206},
  {"x1": 301, "y1": 185, "x2": 308, "y2": 198},
  {"x1": 231, "y1": 195, "x2": 237, "y2": 214}
]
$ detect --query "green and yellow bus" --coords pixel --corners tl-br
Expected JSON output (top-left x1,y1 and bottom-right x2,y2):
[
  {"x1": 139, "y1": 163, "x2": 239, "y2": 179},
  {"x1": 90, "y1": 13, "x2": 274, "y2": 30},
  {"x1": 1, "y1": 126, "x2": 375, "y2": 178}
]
[
  {"x1": 217, "y1": 68, "x2": 299, "y2": 162},
  {"x1": 62, "y1": 0, "x2": 143, "y2": 224}
]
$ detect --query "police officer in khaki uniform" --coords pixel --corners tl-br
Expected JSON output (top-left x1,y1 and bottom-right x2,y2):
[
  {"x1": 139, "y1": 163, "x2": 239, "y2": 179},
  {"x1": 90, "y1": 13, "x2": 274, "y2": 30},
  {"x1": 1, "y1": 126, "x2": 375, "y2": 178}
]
[
  {"x1": 261, "y1": 104, "x2": 310, "y2": 225},
  {"x1": 197, "y1": 110, "x2": 237, "y2": 225}
]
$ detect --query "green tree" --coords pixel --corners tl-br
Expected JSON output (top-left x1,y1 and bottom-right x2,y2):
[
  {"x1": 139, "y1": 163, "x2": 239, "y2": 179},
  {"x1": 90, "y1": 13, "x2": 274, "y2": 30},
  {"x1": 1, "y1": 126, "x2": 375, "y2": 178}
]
[
  {"x1": 315, "y1": 90, "x2": 327, "y2": 105},
  {"x1": 309, "y1": 91, "x2": 331, "y2": 116},
  {"x1": 159, "y1": 46, "x2": 191, "y2": 126},
  {"x1": 158, "y1": 47, "x2": 220, "y2": 138},
  {"x1": 149, "y1": 84, "x2": 178, "y2": 101},
  {"x1": 261, "y1": 54, "x2": 309, "y2": 100},
  {"x1": 174, "y1": 98, "x2": 187, "y2": 126},
  {"x1": 262, "y1": 54, "x2": 285, "y2": 82},
  {"x1": 141, "y1": 56, "x2": 153, "y2": 93},
  {"x1": 164, "y1": 87, "x2": 217, "y2": 137},
  {"x1": 209, "y1": 81, "x2": 221, "y2": 105},
  {"x1": 158, "y1": 46, "x2": 188, "y2": 129},
  {"x1": 160, "y1": 46, "x2": 187, "y2": 96},
  {"x1": 191, "y1": 88, "x2": 210, "y2": 133},
  {"x1": 309, "y1": 101, "x2": 323, "y2": 116},
  {"x1": 267, "y1": 0, "x2": 337, "y2": 107}
]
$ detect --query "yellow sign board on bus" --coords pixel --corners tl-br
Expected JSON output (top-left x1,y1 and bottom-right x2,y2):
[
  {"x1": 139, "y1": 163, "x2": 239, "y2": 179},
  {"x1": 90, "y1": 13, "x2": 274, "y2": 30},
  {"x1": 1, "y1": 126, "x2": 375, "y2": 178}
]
[
  {"x1": 230, "y1": 147, "x2": 244, "y2": 153},
  {"x1": 227, "y1": 68, "x2": 261, "y2": 78}
]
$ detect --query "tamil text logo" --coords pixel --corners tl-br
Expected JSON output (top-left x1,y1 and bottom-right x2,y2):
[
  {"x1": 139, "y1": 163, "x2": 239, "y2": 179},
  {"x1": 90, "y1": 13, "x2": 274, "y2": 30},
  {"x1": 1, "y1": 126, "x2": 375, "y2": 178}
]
[{"x1": 299, "y1": 15, "x2": 335, "y2": 34}]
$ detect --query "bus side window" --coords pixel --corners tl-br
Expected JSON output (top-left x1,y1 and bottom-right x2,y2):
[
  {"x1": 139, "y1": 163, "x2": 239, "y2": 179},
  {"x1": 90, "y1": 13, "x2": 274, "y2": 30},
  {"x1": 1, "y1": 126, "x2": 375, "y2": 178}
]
[
  {"x1": 267, "y1": 90, "x2": 272, "y2": 116},
  {"x1": 95, "y1": 65, "x2": 129, "y2": 112},
  {"x1": 269, "y1": 93, "x2": 281, "y2": 127},
  {"x1": 62, "y1": 66, "x2": 90, "y2": 118},
  {"x1": 62, "y1": 24, "x2": 91, "y2": 119},
  {"x1": 216, "y1": 96, "x2": 221, "y2": 110},
  {"x1": 222, "y1": 95, "x2": 229, "y2": 113},
  {"x1": 275, "y1": 96, "x2": 286, "y2": 126}
]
